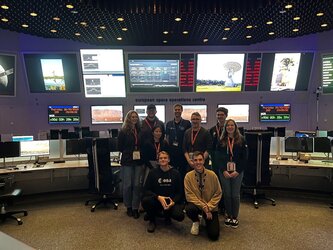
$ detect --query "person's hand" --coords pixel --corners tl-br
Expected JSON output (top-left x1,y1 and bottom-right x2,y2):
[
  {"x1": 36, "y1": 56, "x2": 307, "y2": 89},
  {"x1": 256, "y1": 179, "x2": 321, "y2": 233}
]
[
  {"x1": 157, "y1": 196, "x2": 169, "y2": 209},
  {"x1": 229, "y1": 171, "x2": 239, "y2": 178},
  {"x1": 205, "y1": 211, "x2": 212, "y2": 220},
  {"x1": 188, "y1": 159, "x2": 195, "y2": 168},
  {"x1": 164, "y1": 197, "x2": 175, "y2": 210},
  {"x1": 223, "y1": 170, "x2": 232, "y2": 179}
]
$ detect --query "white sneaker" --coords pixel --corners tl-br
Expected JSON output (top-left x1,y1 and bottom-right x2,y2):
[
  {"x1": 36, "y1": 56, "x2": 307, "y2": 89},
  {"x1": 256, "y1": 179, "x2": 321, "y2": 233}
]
[{"x1": 190, "y1": 222, "x2": 200, "y2": 235}]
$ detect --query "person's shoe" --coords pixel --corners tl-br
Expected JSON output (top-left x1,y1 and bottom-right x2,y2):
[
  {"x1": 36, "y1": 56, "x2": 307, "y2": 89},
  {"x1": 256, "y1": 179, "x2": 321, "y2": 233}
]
[
  {"x1": 147, "y1": 221, "x2": 156, "y2": 233},
  {"x1": 224, "y1": 217, "x2": 232, "y2": 227},
  {"x1": 164, "y1": 216, "x2": 172, "y2": 226},
  {"x1": 190, "y1": 222, "x2": 200, "y2": 235},
  {"x1": 126, "y1": 208, "x2": 133, "y2": 217},
  {"x1": 132, "y1": 209, "x2": 140, "y2": 219},
  {"x1": 143, "y1": 213, "x2": 149, "y2": 221},
  {"x1": 230, "y1": 218, "x2": 239, "y2": 228}
]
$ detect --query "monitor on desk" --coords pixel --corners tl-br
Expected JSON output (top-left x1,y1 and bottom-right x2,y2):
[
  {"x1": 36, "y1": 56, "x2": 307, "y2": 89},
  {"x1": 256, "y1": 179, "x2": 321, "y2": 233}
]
[
  {"x1": 12, "y1": 135, "x2": 34, "y2": 142},
  {"x1": 295, "y1": 131, "x2": 316, "y2": 137},
  {"x1": 66, "y1": 139, "x2": 87, "y2": 155},
  {"x1": 314, "y1": 137, "x2": 331, "y2": 153},
  {"x1": 285, "y1": 137, "x2": 313, "y2": 153},
  {"x1": 0, "y1": 141, "x2": 20, "y2": 158},
  {"x1": 20, "y1": 140, "x2": 50, "y2": 157}
]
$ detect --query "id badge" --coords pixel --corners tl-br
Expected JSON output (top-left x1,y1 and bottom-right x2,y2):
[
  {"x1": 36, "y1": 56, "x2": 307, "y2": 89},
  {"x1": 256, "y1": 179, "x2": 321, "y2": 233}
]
[
  {"x1": 133, "y1": 150, "x2": 141, "y2": 160},
  {"x1": 227, "y1": 162, "x2": 236, "y2": 172},
  {"x1": 172, "y1": 141, "x2": 179, "y2": 147}
]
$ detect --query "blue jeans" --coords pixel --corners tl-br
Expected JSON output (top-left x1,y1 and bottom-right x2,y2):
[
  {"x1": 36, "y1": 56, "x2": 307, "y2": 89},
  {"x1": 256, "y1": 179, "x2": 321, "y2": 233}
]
[
  {"x1": 219, "y1": 171, "x2": 244, "y2": 218},
  {"x1": 122, "y1": 165, "x2": 144, "y2": 210}
]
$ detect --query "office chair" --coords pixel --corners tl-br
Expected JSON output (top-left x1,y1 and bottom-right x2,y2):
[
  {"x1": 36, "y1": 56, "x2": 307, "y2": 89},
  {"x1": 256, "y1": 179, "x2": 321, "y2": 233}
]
[
  {"x1": 242, "y1": 131, "x2": 276, "y2": 209},
  {"x1": 85, "y1": 138, "x2": 120, "y2": 212},
  {"x1": 0, "y1": 177, "x2": 28, "y2": 225}
]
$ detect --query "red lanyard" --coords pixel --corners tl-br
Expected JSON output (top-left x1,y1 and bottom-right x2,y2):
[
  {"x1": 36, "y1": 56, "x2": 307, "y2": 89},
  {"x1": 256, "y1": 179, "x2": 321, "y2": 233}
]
[
  {"x1": 191, "y1": 128, "x2": 200, "y2": 146},
  {"x1": 144, "y1": 118, "x2": 156, "y2": 130},
  {"x1": 154, "y1": 142, "x2": 160, "y2": 159},
  {"x1": 133, "y1": 128, "x2": 138, "y2": 146},
  {"x1": 227, "y1": 137, "x2": 234, "y2": 161}
]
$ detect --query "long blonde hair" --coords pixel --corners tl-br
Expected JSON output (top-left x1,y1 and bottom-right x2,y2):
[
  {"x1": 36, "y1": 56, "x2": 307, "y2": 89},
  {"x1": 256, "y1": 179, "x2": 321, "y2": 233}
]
[
  {"x1": 220, "y1": 119, "x2": 243, "y2": 146},
  {"x1": 122, "y1": 110, "x2": 141, "y2": 133}
]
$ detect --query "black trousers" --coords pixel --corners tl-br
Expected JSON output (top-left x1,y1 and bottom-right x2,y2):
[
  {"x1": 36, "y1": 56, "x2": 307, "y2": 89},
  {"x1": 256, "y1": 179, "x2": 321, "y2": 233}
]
[
  {"x1": 142, "y1": 196, "x2": 185, "y2": 222},
  {"x1": 185, "y1": 202, "x2": 220, "y2": 241}
]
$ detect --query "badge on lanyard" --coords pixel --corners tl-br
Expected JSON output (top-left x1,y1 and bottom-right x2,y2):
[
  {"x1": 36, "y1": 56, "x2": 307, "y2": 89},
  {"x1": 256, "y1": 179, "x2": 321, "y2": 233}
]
[{"x1": 133, "y1": 150, "x2": 141, "y2": 160}]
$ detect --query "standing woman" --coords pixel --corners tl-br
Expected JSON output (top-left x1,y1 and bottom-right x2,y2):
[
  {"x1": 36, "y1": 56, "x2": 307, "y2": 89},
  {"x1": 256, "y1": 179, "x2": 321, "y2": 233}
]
[
  {"x1": 118, "y1": 110, "x2": 144, "y2": 219},
  {"x1": 215, "y1": 119, "x2": 247, "y2": 228}
]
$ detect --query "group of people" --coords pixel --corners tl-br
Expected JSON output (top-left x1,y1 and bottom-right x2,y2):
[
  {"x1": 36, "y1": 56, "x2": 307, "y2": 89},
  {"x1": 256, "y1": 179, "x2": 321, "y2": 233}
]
[{"x1": 117, "y1": 104, "x2": 248, "y2": 241}]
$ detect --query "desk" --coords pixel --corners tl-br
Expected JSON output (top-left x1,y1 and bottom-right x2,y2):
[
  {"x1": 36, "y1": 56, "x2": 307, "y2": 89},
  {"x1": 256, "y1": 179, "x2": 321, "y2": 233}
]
[
  {"x1": 270, "y1": 158, "x2": 333, "y2": 192},
  {"x1": 0, "y1": 231, "x2": 34, "y2": 250}
]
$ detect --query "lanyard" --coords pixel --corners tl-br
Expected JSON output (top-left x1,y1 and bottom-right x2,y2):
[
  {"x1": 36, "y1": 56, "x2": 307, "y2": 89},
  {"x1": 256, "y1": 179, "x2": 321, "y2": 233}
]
[
  {"x1": 227, "y1": 137, "x2": 234, "y2": 161},
  {"x1": 154, "y1": 142, "x2": 160, "y2": 159},
  {"x1": 215, "y1": 125, "x2": 221, "y2": 139},
  {"x1": 173, "y1": 118, "x2": 182, "y2": 140},
  {"x1": 144, "y1": 118, "x2": 156, "y2": 130},
  {"x1": 133, "y1": 128, "x2": 138, "y2": 146},
  {"x1": 191, "y1": 127, "x2": 200, "y2": 146}
]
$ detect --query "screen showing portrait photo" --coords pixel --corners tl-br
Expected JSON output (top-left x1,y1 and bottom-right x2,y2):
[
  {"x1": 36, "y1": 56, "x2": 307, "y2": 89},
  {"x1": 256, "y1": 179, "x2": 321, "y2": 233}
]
[
  {"x1": 91, "y1": 105, "x2": 123, "y2": 124},
  {"x1": 270, "y1": 53, "x2": 301, "y2": 91},
  {"x1": 218, "y1": 104, "x2": 249, "y2": 123},
  {"x1": 196, "y1": 54, "x2": 245, "y2": 92},
  {"x1": 182, "y1": 105, "x2": 207, "y2": 123},
  {"x1": 134, "y1": 105, "x2": 165, "y2": 123},
  {"x1": 80, "y1": 49, "x2": 126, "y2": 98},
  {"x1": 0, "y1": 53, "x2": 16, "y2": 96},
  {"x1": 23, "y1": 53, "x2": 81, "y2": 93},
  {"x1": 48, "y1": 105, "x2": 80, "y2": 124},
  {"x1": 259, "y1": 103, "x2": 291, "y2": 122},
  {"x1": 128, "y1": 54, "x2": 180, "y2": 92},
  {"x1": 20, "y1": 140, "x2": 50, "y2": 157}
]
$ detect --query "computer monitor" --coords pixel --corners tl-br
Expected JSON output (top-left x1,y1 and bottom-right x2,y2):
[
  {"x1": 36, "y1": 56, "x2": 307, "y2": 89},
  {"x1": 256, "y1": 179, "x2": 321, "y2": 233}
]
[
  {"x1": 20, "y1": 140, "x2": 50, "y2": 157},
  {"x1": 285, "y1": 137, "x2": 313, "y2": 153},
  {"x1": 295, "y1": 131, "x2": 316, "y2": 137},
  {"x1": 66, "y1": 139, "x2": 87, "y2": 155},
  {"x1": 314, "y1": 137, "x2": 331, "y2": 153},
  {"x1": 12, "y1": 135, "x2": 34, "y2": 142},
  {"x1": 0, "y1": 141, "x2": 20, "y2": 158}
]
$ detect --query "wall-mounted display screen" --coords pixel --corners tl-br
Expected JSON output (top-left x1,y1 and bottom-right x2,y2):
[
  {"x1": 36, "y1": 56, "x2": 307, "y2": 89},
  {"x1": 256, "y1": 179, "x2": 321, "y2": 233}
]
[
  {"x1": 134, "y1": 105, "x2": 165, "y2": 123},
  {"x1": 80, "y1": 49, "x2": 126, "y2": 98},
  {"x1": 182, "y1": 105, "x2": 207, "y2": 123},
  {"x1": 20, "y1": 140, "x2": 50, "y2": 157},
  {"x1": 244, "y1": 53, "x2": 262, "y2": 91},
  {"x1": 48, "y1": 105, "x2": 80, "y2": 124},
  {"x1": 196, "y1": 53, "x2": 245, "y2": 92},
  {"x1": 128, "y1": 54, "x2": 180, "y2": 92},
  {"x1": 270, "y1": 53, "x2": 301, "y2": 91},
  {"x1": 322, "y1": 53, "x2": 333, "y2": 94},
  {"x1": 91, "y1": 105, "x2": 123, "y2": 124},
  {"x1": 0, "y1": 53, "x2": 16, "y2": 96},
  {"x1": 180, "y1": 53, "x2": 195, "y2": 92},
  {"x1": 218, "y1": 104, "x2": 249, "y2": 123},
  {"x1": 23, "y1": 53, "x2": 81, "y2": 93},
  {"x1": 12, "y1": 135, "x2": 34, "y2": 142},
  {"x1": 259, "y1": 103, "x2": 291, "y2": 122}
]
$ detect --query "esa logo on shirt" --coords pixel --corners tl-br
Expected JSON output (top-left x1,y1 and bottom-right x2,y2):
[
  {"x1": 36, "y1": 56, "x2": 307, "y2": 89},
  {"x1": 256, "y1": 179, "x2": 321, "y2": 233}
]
[{"x1": 158, "y1": 178, "x2": 172, "y2": 184}]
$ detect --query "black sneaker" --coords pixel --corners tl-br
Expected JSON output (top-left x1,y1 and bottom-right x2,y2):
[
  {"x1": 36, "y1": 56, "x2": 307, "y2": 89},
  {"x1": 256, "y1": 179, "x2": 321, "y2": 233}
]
[
  {"x1": 147, "y1": 221, "x2": 156, "y2": 233},
  {"x1": 230, "y1": 219, "x2": 239, "y2": 228},
  {"x1": 133, "y1": 209, "x2": 140, "y2": 219},
  {"x1": 224, "y1": 218, "x2": 231, "y2": 227},
  {"x1": 126, "y1": 208, "x2": 133, "y2": 217}
]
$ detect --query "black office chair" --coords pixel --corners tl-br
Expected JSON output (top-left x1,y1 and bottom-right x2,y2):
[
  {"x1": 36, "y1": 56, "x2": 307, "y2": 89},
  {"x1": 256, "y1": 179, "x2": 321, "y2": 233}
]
[
  {"x1": 0, "y1": 178, "x2": 28, "y2": 225},
  {"x1": 85, "y1": 138, "x2": 120, "y2": 212}
]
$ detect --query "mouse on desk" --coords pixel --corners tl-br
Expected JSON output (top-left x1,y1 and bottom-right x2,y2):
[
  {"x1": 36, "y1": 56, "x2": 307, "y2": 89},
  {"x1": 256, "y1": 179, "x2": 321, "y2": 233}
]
[{"x1": 13, "y1": 167, "x2": 19, "y2": 170}]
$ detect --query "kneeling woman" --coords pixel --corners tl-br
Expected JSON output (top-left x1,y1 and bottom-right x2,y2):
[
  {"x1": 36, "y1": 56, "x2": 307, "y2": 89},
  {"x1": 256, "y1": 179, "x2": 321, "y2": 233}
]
[{"x1": 142, "y1": 151, "x2": 184, "y2": 233}]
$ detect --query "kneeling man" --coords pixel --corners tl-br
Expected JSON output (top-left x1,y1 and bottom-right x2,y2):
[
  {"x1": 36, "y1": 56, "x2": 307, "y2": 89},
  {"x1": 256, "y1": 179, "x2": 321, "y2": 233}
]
[
  {"x1": 142, "y1": 151, "x2": 185, "y2": 233},
  {"x1": 184, "y1": 151, "x2": 222, "y2": 241}
]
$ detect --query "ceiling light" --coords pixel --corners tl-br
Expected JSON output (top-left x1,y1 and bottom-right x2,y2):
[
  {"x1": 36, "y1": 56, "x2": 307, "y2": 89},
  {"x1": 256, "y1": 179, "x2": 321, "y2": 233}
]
[
  {"x1": 117, "y1": 37, "x2": 122, "y2": 41},
  {"x1": 175, "y1": 17, "x2": 182, "y2": 22},
  {"x1": 1, "y1": 5, "x2": 9, "y2": 10},
  {"x1": 246, "y1": 35, "x2": 252, "y2": 39},
  {"x1": 163, "y1": 40, "x2": 168, "y2": 44},
  {"x1": 80, "y1": 22, "x2": 87, "y2": 26},
  {"x1": 285, "y1": 4, "x2": 293, "y2": 9},
  {"x1": 316, "y1": 12, "x2": 324, "y2": 16},
  {"x1": 66, "y1": 4, "x2": 74, "y2": 9},
  {"x1": 266, "y1": 21, "x2": 273, "y2": 25},
  {"x1": 100, "y1": 26, "x2": 106, "y2": 30},
  {"x1": 22, "y1": 24, "x2": 29, "y2": 28},
  {"x1": 53, "y1": 17, "x2": 60, "y2": 21},
  {"x1": 203, "y1": 38, "x2": 208, "y2": 43},
  {"x1": 183, "y1": 31, "x2": 189, "y2": 35},
  {"x1": 74, "y1": 33, "x2": 81, "y2": 36},
  {"x1": 321, "y1": 23, "x2": 328, "y2": 27},
  {"x1": 1, "y1": 18, "x2": 9, "y2": 22},
  {"x1": 231, "y1": 17, "x2": 238, "y2": 21},
  {"x1": 122, "y1": 28, "x2": 128, "y2": 31},
  {"x1": 163, "y1": 31, "x2": 168, "y2": 34},
  {"x1": 117, "y1": 17, "x2": 124, "y2": 21},
  {"x1": 293, "y1": 17, "x2": 300, "y2": 20},
  {"x1": 246, "y1": 25, "x2": 253, "y2": 29},
  {"x1": 269, "y1": 32, "x2": 275, "y2": 35},
  {"x1": 30, "y1": 12, "x2": 38, "y2": 17},
  {"x1": 71, "y1": 10, "x2": 78, "y2": 14},
  {"x1": 222, "y1": 37, "x2": 227, "y2": 40},
  {"x1": 97, "y1": 36, "x2": 103, "y2": 39},
  {"x1": 293, "y1": 28, "x2": 299, "y2": 32},
  {"x1": 50, "y1": 29, "x2": 57, "y2": 33},
  {"x1": 224, "y1": 27, "x2": 230, "y2": 31}
]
